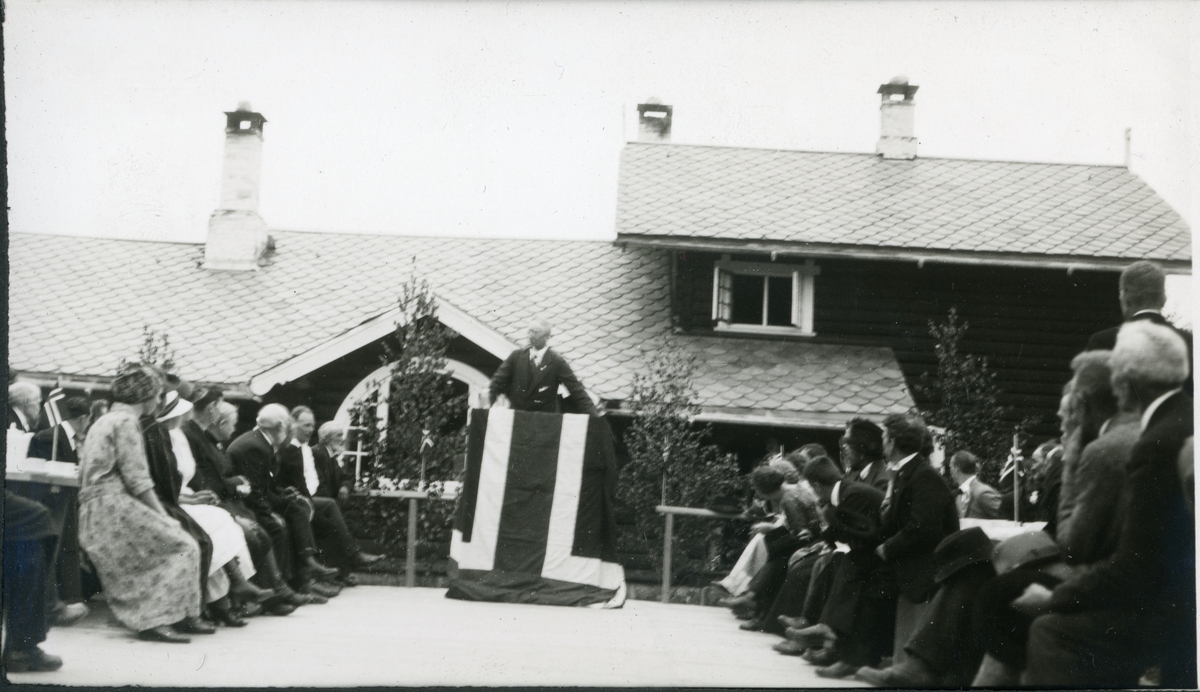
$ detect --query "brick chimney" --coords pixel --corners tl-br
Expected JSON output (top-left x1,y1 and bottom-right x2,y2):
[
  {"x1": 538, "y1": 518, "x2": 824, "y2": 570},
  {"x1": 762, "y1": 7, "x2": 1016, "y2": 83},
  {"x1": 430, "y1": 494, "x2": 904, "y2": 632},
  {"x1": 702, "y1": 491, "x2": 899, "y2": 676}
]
[
  {"x1": 205, "y1": 102, "x2": 270, "y2": 271},
  {"x1": 637, "y1": 101, "x2": 672, "y2": 143},
  {"x1": 876, "y1": 77, "x2": 918, "y2": 160}
]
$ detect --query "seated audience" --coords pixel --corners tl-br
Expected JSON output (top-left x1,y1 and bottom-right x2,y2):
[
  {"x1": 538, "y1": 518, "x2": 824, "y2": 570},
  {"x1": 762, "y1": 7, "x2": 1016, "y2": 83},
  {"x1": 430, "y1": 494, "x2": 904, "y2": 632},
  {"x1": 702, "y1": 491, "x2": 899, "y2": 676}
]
[
  {"x1": 839, "y1": 418, "x2": 889, "y2": 491},
  {"x1": 228, "y1": 404, "x2": 341, "y2": 599},
  {"x1": 28, "y1": 396, "x2": 91, "y2": 463},
  {"x1": 3, "y1": 489, "x2": 65, "y2": 670},
  {"x1": 313, "y1": 422, "x2": 353, "y2": 502},
  {"x1": 948, "y1": 451, "x2": 1001, "y2": 519},
  {"x1": 77, "y1": 364, "x2": 202, "y2": 643},
  {"x1": 1021, "y1": 321, "x2": 1195, "y2": 687},
  {"x1": 277, "y1": 406, "x2": 381, "y2": 586}
]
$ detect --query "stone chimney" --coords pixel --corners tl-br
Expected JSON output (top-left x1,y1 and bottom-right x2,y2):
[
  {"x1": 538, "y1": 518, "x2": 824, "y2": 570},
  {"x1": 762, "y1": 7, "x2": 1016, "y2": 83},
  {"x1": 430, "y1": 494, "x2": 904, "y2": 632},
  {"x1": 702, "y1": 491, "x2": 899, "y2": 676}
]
[
  {"x1": 876, "y1": 77, "x2": 918, "y2": 160},
  {"x1": 637, "y1": 101, "x2": 672, "y2": 143},
  {"x1": 205, "y1": 102, "x2": 270, "y2": 271}
]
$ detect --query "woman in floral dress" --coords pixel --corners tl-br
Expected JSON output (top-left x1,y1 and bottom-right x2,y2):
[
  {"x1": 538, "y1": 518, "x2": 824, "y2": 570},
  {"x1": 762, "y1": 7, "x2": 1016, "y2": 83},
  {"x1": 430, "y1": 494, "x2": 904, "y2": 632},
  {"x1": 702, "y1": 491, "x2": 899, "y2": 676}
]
[{"x1": 77, "y1": 364, "x2": 202, "y2": 643}]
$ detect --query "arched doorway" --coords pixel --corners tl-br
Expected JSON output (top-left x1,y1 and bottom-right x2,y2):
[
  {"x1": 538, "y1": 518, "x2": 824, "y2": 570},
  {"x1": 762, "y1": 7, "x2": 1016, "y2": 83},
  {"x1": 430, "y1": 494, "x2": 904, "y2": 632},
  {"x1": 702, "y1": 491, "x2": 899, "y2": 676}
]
[{"x1": 333, "y1": 358, "x2": 492, "y2": 425}]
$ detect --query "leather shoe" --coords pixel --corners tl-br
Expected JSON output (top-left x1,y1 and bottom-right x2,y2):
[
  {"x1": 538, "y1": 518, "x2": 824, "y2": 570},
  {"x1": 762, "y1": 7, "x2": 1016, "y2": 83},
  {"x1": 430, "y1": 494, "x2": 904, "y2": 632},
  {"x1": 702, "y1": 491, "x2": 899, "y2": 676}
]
[
  {"x1": 51, "y1": 602, "x2": 90, "y2": 627},
  {"x1": 237, "y1": 601, "x2": 264, "y2": 618},
  {"x1": 785, "y1": 623, "x2": 833, "y2": 648},
  {"x1": 815, "y1": 661, "x2": 857, "y2": 679},
  {"x1": 301, "y1": 557, "x2": 339, "y2": 581},
  {"x1": 267, "y1": 602, "x2": 298, "y2": 616},
  {"x1": 138, "y1": 626, "x2": 191, "y2": 643},
  {"x1": 301, "y1": 579, "x2": 340, "y2": 598},
  {"x1": 352, "y1": 551, "x2": 384, "y2": 568},
  {"x1": 776, "y1": 615, "x2": 809, "y2": 630},
  {"x1": 173, "y1": 616, "x2": 217, "y2": 635},
  {"x1": 772, "y1": 640, "x2": 807, "y2": 656},
  {"x1": 738, "y1": 618, "x2": 765, "y2": 632},
  {"x1": 4, "y1": 647, "x2": 64, "y2": 672},
  {"x1": 854, "y1": 660, "x2": 936, "y2": 688},
  {"x1": 717, "y1": 593, "x2": 755, "y2": 611},
  {"x1": 338, "y1": 573, "x2": 359, "y2": 587},
  {"x1": 802, "y1": 646, "x2": 839, "y2": 667}
]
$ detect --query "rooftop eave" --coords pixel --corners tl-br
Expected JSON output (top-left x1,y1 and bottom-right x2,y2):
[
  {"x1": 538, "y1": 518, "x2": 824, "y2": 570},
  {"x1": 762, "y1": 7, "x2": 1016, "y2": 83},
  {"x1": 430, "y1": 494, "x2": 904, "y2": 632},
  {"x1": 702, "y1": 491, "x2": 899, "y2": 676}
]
[
  {"x1": 10, "y1": 370, "x2": 258, "y2": 401},
  {"x1": 615, "y1": 234, "x2": 1192, "y2": 273}
]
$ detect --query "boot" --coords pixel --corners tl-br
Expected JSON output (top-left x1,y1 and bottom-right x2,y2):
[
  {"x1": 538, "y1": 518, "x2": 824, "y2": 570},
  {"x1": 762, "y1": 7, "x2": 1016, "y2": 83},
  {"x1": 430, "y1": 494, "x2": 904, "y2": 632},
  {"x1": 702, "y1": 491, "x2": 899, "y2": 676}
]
[
  {"x1": 209, "y1": 597, "x2": 247, "y2": 628},
  {"x1": 227, "y1": 559, "x2": 272, "y2": 604},
  {"x1": 300, "y1": 555, "x2": 338, "y2": 581}
]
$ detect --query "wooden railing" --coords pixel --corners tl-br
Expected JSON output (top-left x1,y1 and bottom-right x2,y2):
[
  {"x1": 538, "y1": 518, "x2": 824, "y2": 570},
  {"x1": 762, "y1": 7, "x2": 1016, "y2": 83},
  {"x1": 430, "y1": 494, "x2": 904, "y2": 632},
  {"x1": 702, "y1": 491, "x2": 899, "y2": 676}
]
[
  {"x1": 654, "y1": 505, "x2": 752, "y2": 603},
  {"x1": 363, "y1": 488, "x2": 459, "y2": 587}
]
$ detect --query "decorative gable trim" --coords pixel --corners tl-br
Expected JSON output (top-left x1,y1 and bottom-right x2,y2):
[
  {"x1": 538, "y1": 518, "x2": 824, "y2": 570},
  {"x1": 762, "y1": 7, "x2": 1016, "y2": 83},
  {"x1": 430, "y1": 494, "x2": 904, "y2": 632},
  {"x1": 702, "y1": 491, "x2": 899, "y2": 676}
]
[{"x1": 248, "y1": 296, "x2": 518, "y2": 396}]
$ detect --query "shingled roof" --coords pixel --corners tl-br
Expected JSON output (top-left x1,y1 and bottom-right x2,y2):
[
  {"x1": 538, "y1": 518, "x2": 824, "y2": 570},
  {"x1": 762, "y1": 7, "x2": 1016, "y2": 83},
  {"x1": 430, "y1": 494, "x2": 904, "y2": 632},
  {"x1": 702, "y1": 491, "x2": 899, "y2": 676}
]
[
  {"x1": 615, "y1": 142, "x2": 1191, "y2": 268},
  {"x1": 8, "y1": 231, "x2": 913, "y2": 427}
]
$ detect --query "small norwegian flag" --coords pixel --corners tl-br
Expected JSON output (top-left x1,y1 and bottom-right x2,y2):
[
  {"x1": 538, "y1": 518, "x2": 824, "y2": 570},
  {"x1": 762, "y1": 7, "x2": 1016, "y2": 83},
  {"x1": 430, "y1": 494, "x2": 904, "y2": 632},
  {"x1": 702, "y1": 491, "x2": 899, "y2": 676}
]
[{"x1": 43, "y1": 387, "x2": 66, "y2": 428}]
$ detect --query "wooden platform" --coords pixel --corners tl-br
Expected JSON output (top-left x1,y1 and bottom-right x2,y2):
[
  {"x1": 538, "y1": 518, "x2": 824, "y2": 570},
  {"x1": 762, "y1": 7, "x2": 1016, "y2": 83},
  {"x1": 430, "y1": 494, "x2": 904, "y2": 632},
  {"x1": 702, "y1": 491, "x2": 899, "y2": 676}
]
[{"x1": 8, "y1": 586, "x2": 865, "y2": 687}]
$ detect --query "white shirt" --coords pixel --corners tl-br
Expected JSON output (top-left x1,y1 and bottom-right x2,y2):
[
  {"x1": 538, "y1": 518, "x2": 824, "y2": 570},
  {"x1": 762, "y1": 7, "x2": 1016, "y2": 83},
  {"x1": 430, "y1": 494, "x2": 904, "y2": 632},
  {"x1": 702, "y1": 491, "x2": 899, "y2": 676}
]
[
  {"x1": 530, "y1": 345, "x2": 549, "y2": 367},
  {"x1": 890, "y1": 452, "x2": 918, "y2": 472},
  {"x1": 299, "y1": 440, "x2": 320, "y2": 496},
  {"x1": 858, "y1": 462, "x2": 875, "y2": 481},
  {"x1": 169, "y1": 427, "x2": 198, "y2": 494},
  {"x1": 1141, "y1": 388, "x2": 1183, "y2": 432},
  {"x1": 11, "y1": 407, "x2": 30, "y2": 431},
  {"x1": 1132, "y1": 309, "x2": 1163, "y2": 318},
  {"x1": 958, "y1": 475, "x2": 976, "y2": 495},
  {"x1": 831, "y1": 480, "x2": 843, "y2": 507},
  {"x1": 60, "y1": 420, "x2": 78, "y2": 451}
]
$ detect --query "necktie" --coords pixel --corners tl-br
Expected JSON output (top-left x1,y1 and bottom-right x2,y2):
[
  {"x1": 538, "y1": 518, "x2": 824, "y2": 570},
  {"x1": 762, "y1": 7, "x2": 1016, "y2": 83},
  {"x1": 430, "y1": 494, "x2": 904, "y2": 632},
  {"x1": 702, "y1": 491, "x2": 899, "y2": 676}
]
[{"x1": 880, "y1": 478, "x2": 896, "y2": 516}]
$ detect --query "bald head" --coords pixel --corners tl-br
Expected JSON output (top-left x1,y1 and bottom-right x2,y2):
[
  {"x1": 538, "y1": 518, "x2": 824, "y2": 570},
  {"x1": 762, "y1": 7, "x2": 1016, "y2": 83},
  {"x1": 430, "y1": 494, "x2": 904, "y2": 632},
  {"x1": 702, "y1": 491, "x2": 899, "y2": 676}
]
[{"x1": 527, "y1": 320, "x2": 553, "y2": 350}]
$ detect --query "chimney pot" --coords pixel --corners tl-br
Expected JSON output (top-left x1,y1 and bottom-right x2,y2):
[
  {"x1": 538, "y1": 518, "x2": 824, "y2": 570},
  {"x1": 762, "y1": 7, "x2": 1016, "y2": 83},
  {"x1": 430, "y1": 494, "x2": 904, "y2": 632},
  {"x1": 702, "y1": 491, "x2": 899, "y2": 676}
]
[
  {"x1": 636, "y1": 101, "x2": 673, "y2": 143},
  {"x1": 876, "y1": 78, "x2": 918, "y2": 160}
]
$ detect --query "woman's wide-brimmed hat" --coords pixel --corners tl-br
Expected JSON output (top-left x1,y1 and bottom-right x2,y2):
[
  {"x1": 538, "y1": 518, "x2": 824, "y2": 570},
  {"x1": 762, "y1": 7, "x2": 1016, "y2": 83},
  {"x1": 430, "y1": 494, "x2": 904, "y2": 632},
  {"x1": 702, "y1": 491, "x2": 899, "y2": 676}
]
[
  {"x1": 156, "y1": 390, "x2": 193, "y2": 423},
  {"x1": 933, "y1": 527, "x2": 995, "y2": 584}
]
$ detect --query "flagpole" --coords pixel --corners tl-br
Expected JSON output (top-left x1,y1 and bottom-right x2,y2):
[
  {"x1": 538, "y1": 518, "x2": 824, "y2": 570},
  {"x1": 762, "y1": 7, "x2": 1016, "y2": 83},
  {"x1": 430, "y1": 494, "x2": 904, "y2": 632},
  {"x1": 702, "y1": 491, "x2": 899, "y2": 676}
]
[{"x1": 1011, "y1": 432, "x2": 1021, "y2": 523}]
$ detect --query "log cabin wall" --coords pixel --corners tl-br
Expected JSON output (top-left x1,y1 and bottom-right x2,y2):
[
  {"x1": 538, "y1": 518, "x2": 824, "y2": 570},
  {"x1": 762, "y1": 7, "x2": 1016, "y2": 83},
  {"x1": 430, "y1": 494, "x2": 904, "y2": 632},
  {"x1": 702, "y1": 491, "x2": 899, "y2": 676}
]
[{"x1": 674, "y1": 250, "x2": 1123, "y2": 436}]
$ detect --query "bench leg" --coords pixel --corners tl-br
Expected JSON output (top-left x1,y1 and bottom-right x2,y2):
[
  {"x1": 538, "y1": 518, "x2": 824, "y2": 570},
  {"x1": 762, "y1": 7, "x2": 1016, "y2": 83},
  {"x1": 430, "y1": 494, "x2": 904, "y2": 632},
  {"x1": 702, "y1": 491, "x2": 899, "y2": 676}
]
[
  {"x1": 406, "y1": 498, "x2": 418, "y2": 588},
  {"x1": 661, "y1": 513, "x2": 674, "y2": 603}
]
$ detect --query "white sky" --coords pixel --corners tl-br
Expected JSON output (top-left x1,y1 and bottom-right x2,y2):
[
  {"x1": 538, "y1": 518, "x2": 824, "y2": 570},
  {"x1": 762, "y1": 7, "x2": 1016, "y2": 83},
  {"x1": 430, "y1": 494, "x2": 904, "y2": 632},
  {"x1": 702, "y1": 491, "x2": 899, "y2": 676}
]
[{"x1": 6, "y1": 0, "x2": 1195, "y2": 247}]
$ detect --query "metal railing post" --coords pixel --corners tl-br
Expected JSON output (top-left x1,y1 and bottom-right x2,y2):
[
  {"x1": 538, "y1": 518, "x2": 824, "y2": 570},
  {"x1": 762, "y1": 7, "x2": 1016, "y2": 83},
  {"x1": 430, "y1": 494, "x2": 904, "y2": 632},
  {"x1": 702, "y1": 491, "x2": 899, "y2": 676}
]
[
  {"x1": 661, "y1": 513, "x2": 674, "y2": 603},
  {"x1": 406, "y1": 496, "x2": 419, "y2": 587}
]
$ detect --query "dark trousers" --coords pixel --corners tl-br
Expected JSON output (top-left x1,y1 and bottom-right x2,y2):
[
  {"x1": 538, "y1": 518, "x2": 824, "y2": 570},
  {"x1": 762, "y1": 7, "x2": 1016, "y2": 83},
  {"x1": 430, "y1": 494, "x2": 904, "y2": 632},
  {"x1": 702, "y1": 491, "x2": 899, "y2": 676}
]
[
  {"x1": 2, "y1": 537, "x2": 53, "y2": 652},
  {"x1": 974, "y1": 567, "x2": 1061, "y2": 669},
  {"x1": 821, "y1": 555, "x2": 897, "y2": 668},
  {"x1": 761, "y1": 550, "x2": 823, "y2": 631},
  {"x1": 310, "y1": 496, "x2": 359, "y2": 574},
  {"x1": 904, "y1": 562, "x2": 996, "y2": 685},
  {"x1": 255, "y1": 512, "x2": 294, "y2": 581},
  {"x1": 229, "y1": 513, "x2": 282, "y2": 589}
]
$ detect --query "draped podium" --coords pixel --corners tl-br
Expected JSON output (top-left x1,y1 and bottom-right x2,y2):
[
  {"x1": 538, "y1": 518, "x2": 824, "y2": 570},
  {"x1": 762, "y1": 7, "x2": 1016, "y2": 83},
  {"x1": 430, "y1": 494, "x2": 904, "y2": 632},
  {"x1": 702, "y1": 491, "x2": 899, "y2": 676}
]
[{"x1": 447, "y1": 409, "x2": 626, "y2": 608}]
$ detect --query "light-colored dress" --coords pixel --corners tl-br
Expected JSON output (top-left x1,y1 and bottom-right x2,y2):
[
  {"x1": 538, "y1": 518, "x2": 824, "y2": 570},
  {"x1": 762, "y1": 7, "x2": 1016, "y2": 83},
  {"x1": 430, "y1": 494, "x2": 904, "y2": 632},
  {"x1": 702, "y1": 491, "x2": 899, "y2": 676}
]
[
  {"x1": 78, "y1": 405, "x2": 202, "y2": 631},
  {"x1": 168, "y1": 427, "x2": 254, "y2": 601}
]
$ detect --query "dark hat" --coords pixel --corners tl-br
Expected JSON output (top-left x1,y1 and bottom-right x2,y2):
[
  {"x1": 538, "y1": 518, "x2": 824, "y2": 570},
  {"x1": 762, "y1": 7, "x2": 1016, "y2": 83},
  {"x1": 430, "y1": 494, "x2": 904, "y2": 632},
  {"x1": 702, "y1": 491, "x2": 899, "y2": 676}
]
[
  {"x1": 844, "y1": 418, "x2": 883, "y2": 459},
  {"x1": 111, "y1": 364, "x2": 162, "y2": 404},
  {"x1": 933, "y1": 527, "x2": 995, "y2": 584},
  {"x1": 992, "y1": 531, "x2": 1061, "y2": 575}
]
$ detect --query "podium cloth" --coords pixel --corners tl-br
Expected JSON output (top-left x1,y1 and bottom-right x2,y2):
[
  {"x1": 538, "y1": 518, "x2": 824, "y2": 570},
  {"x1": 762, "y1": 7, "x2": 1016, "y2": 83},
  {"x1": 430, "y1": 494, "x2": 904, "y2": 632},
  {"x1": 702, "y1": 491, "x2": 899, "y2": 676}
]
[{"x1": 447, "y1": 409, "x2": 626, "y2": 608}]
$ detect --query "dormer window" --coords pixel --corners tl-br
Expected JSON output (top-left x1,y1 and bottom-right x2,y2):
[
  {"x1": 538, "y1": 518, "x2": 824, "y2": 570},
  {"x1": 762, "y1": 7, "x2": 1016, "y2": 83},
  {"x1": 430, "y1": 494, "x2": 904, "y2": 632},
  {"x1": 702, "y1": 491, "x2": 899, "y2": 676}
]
[{"x1": 712, "y1": 257, "x2": 818, "y2": 335}]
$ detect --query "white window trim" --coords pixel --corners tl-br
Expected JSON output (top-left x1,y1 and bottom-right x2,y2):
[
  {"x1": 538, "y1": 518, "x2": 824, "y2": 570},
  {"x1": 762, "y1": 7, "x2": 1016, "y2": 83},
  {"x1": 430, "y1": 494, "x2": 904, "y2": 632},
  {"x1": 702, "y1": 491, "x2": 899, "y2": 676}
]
[{"x1": 711, "y1": 256, "x2": 818, "y2": 336}]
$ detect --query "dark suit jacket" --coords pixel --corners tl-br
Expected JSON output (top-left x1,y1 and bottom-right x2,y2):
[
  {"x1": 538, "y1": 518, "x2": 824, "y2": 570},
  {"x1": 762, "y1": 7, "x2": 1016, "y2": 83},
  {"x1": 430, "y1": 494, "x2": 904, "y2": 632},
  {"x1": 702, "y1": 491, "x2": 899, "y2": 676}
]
[
  {"x1": 181, "y1": 420, "x2": 240, "y2": 500},
  {"x1": 825, "y1": 481, "x2": 885, "y2": 559},
  {"x1": 853, "y1": 460, "x2": 891, "y2": 493},
  {"x1": 878, "y1": 454, "x2": 960, "y2": 602},
  {"x1": 1087, "y1": 311, "x2": 1193, "y2": 393},
  {"x1": 227, "y1": 428, "x2": 286, "y2": 517},
  {"x1": 1051, "y1": 391, "x2": 1194, "y2": 618},
  {"x1": 312, "y1": 444, "x2": 348, "y2": 498},
  {"x1": 27, "y1": 424, "x2": 79, "y2": 463},
  {"x1": 489, "y1": 347, "x2": 597, "y2": 416}
]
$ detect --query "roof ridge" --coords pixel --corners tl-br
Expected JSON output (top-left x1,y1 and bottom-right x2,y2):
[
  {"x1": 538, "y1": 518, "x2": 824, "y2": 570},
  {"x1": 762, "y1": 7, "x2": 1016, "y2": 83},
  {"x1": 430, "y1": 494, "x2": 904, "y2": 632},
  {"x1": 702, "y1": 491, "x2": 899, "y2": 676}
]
[
  {"x1": 12, "y1": 229, "x2": 618, "y2": 247},
  {"x1": 623, "y1": 141, "x2": 1130, "y2": 170}
]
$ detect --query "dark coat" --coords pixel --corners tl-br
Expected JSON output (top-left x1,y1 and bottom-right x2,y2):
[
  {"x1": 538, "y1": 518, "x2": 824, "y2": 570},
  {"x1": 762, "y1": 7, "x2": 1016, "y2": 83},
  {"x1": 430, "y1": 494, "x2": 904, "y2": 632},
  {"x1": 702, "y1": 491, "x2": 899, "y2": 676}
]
[
  {"x1": 227, "y1": 428, "x2": 286, "y2": 517},
  {"x1": 27, "y1": 424, "x2": 79, "y2": 463},
  {"x1": 879, "y1": 454, "x2": 960, "y2": 603},
  {"x1": 488, "y1": 347, "x2": 597, "y2": 416},
  {"x1": 312, "y1": 444, "x2": 348, "y2": 498},
  {"x1": 825, "y1": 480, "x2": 885, "y2": 559},
  {"x1": 1087, "y1": 312, "x2": 1192, "y2": 393},
  {"x1": 853, "y1": 460, "x2": 891, "y2": 493},
  {"x1": 181, "y1": 420, "x2": 239, "y2": 500},
  {"x1": 1050, "y1": 392, "x2": 1195, "y2": 614},
  {"x1": 956, "y1": 476, "x2": 1002, "y2": 519}
]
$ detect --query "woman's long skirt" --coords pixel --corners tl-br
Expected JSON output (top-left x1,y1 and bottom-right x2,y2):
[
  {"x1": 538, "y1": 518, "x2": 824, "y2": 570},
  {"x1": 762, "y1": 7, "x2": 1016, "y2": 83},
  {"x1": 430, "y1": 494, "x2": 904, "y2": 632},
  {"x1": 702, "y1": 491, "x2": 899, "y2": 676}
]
[
  {"x1": 78, "y1": 487, "x2": 202, "y2": 631},
  {"x1": 182, "y1": 504, "x2": 256, "y2": 602}
]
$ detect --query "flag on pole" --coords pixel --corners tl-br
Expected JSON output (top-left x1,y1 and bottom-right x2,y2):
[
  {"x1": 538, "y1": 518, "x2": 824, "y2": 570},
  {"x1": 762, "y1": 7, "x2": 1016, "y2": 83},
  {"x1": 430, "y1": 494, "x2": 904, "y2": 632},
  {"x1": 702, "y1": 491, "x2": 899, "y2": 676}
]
[
  {"x1": 447, "y1": 408, "x2": 626, "y2": 608},
  {"x1": 43, "y1": 387, "x2": 65, "y2": 428}
]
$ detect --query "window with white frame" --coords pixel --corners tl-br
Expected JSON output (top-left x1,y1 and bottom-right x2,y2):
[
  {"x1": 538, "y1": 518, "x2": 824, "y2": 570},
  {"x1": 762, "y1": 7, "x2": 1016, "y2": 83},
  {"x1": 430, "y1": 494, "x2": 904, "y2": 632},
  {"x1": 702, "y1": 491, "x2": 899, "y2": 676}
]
[{"x1": 711, "y1": 256, "x2": 819, "y2": 335}]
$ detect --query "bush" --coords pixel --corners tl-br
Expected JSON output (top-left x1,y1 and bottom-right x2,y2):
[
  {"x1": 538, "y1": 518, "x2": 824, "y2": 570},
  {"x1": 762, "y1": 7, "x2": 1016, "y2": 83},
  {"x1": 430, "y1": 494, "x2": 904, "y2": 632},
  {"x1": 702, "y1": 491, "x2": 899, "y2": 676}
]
[{"x1": 617, "y1": 334, "x2": 744, "y2": 582}]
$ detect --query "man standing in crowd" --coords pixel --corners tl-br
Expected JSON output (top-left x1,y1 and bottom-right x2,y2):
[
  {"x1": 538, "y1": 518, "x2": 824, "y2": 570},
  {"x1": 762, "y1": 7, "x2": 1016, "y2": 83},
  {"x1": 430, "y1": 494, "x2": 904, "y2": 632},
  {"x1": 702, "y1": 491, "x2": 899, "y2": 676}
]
[
  {"x1": 488, "y1": 320, "x2": 597, "y2": 416},
  {"x1": 858, "y1": 414, "x2": 958, "y2": 682},
  {"x1": 1087, "y1": 260, "x2": 1191, "y2": 393},
  {"x1": 228, "y1": 404, "x2": 339, "y2": 600},
  {"x1": 948, "y1": 451, "x2": 1002, "y2": 519},
  {"x1": 29, "y1": 396, "x2": 92, "y2": 463},
  {"x1": 278, "y1": 407, "x2": 381, "y2": 587},
  {"x1": 1020, "y1": 321, "x2": 1195, "y2": 687}
]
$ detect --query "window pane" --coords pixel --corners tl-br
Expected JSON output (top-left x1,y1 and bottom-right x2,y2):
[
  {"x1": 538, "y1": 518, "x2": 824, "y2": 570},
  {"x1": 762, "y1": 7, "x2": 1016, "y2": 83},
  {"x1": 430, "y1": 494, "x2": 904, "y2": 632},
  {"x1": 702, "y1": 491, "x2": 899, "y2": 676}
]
[
  {"x1": 766, "y1": 276, "x2": 794, "y2": 326},
  {"x1": 730, "y1": 274, "x2": 764, "y2": 324}
]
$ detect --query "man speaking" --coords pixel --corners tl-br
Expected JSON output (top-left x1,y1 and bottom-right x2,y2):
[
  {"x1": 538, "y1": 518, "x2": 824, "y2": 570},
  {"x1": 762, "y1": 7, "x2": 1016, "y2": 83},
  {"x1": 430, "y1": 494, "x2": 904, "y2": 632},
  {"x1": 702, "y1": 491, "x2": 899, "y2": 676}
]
[{"x1": 488, "y1": 321, "x2": 598, "y2": 416}]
